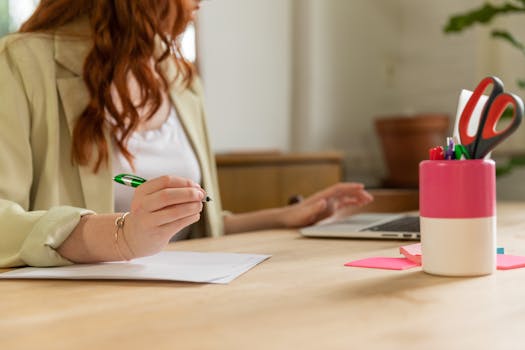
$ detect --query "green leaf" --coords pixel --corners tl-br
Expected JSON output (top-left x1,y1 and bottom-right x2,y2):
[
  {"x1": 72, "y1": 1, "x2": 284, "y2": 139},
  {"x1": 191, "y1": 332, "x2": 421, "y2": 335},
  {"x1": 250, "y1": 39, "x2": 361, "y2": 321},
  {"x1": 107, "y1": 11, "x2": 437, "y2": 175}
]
[
  {"x1": 501, "y1": 106, "x2": 515, "y2": 119},
  {"x1": 492, "y1": 30, "x2": 525, "y2": 55},
  {"x1": 496, "y1": 164, "x2": 512, "y2": 176},
  {"x1": 496, "y1": 154, "x2": 525, "y2": 176},
  {"x1": 496, "y1": 160, "x2": 513, "y2": 176},
  {"x1": 444, "y1": 3, "x2": 525, "y2": 33},
  {"x1": 517, "y1": 79, "x2": 525, "y2": 89},
  {"x1": 510, "y1": 154, "x2": 525, "y2": 166}
]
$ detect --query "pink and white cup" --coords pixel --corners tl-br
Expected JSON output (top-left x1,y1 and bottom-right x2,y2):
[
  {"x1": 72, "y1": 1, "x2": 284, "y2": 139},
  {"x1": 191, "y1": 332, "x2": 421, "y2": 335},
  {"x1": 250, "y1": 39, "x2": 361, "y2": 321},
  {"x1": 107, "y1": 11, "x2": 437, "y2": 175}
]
[{"x1": 419, "y1": 159, "x2": 496, "y2": 276}]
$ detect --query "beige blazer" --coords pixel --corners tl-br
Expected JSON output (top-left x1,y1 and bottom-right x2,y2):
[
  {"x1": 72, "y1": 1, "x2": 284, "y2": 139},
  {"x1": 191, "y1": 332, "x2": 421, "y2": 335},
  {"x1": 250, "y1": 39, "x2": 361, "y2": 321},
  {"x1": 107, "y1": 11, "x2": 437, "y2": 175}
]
[{"x1": 0, "y1": 19, "x2": 224, "y2": 267}]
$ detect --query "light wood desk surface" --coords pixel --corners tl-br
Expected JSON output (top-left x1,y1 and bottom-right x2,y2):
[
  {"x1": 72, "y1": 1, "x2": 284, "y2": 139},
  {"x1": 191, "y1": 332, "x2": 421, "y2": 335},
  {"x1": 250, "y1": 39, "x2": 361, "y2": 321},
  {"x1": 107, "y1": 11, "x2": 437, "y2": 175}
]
[{"x1": 2, "y1": 202, "x2": 525, "y2": 350}]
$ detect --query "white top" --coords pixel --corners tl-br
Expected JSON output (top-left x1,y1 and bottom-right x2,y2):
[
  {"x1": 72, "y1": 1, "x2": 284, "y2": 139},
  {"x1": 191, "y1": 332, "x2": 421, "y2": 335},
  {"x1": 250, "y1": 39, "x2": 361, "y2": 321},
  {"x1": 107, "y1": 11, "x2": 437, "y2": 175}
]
[{"x1": 112, "y1": 107, "x2": 201, "y2": 213}]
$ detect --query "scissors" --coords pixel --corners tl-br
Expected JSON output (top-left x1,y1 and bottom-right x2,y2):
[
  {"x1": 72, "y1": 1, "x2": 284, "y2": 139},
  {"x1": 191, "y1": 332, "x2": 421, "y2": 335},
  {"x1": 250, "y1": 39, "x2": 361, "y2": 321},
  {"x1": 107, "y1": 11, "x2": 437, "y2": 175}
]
[{"x1": 458, "y1": 76, "x2": 524, "y2": 159}]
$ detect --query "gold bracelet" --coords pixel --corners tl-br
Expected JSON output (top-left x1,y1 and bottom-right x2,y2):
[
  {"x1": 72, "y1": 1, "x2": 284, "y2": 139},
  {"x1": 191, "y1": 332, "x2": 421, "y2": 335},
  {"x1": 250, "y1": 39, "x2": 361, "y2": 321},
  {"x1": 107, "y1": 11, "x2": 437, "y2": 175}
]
[{"x1": 114, "y1": 212, "x2": 131, "y2": 261}]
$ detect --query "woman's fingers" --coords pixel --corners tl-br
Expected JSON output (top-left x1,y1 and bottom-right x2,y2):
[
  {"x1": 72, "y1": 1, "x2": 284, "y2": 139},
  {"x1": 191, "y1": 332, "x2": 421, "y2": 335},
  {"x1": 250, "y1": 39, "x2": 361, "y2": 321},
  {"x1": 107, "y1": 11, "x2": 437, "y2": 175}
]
[
  {"x1": 136, "y1": 175, "x2": 200, "y2": 195},
  {"x1": 156, "y1": 213, "x2": 202, "y2": 241},
  {"x1": 123, "y1": 204, "x2": 203, "y2": 256},
  {"x1": 305, "y1": 183, "x2": 365, "y2": 203},
  {"x1": 355, "y1": 189, "x2": 374, "y2": 203},
  {"x1": 304, "y1": 182, "x2": 373, "y2": 207},
  {"x1": 338, "y1": 191, "x2": 373, "y2": 207},
  {"x1": 122, "y1": 175, "x2": 209, "y2": 258},
  {"x1": 283, "y1": 183, "x2": 374, "y2": 228},
  {"x1": 141, "y1": 187, "x2": 205, "y2": 212},
  {"x1": 131, "y1": 174, "x2": 207, "y2": 212},
  {"x1": 146, "y1": 201, "x2": 203, "y2": 227}
]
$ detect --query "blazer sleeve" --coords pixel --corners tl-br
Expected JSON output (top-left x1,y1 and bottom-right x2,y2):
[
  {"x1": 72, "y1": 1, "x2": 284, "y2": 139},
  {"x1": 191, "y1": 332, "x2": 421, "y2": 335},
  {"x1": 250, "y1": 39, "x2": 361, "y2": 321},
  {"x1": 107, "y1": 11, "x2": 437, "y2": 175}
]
[{"x1": 0, "y1": 39, "x2": 92, "y2": 268}]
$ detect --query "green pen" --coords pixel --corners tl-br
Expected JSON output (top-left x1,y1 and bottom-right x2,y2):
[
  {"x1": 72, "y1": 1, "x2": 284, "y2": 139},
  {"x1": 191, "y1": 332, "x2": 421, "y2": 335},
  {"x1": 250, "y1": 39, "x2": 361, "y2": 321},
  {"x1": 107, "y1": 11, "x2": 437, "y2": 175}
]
[
  {"x1": 454, "y1": 144, "x2": 471, "y2": 160},
  {"x1": 113, "y1": 173, "x2": 212, "y2": 202},
  {"x1": 113, "y1": 173, "x2": 147, "y2": 188}
]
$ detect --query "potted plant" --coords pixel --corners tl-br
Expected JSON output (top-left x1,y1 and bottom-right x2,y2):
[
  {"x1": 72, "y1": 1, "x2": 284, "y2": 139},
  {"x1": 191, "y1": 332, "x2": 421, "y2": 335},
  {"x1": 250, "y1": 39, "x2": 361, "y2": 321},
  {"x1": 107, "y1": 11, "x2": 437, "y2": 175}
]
[
  {"x1": 444, "y1": 0, "x2": 525, "y2": 175},
  {"x1": 375, "y1": 114, "x2": 450, "y2": 188}
]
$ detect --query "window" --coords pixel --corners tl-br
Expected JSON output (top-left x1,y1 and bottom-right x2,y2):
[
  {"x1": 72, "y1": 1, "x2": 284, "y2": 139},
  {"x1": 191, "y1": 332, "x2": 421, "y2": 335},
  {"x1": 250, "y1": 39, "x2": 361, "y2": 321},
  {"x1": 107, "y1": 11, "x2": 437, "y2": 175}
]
[
  {"x1": 0, "y1": 0, "x2": 38, "y2": 37},
  {"x1": 181, "y1": 23, "x2": 197, "y2": 62}
]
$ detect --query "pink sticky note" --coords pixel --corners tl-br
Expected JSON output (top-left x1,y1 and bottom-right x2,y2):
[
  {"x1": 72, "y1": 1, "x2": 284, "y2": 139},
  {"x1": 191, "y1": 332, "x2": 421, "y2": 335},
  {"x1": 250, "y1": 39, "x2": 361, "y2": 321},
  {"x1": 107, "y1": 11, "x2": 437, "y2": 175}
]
[
  {"x1": 399, "y1": 243, "x2": 422, "y2": 265},
  {"x1": 497, "y1": 254, "x2": 525, "y2": 270},
  {"x1": 344, "y1": 257, "x2": 420, "y2": 270}
]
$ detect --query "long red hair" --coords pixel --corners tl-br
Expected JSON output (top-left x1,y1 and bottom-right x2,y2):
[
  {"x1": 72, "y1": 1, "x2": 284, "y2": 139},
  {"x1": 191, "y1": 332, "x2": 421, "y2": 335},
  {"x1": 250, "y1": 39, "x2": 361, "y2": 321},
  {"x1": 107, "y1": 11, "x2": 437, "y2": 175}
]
[{"x1": 20, "y1": 0, "x2": 195, "y2": 172}]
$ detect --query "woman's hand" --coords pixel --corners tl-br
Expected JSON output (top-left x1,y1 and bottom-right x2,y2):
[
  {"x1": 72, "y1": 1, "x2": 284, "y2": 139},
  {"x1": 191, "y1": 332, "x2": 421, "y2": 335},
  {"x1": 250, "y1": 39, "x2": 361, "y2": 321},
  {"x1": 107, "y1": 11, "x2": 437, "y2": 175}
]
[
  {"x1": 121, "y1": 175, "x2": 206, "y2": 258},
  {"x1": 279, "y1": 182, "x2": 373, "y2": 228}
]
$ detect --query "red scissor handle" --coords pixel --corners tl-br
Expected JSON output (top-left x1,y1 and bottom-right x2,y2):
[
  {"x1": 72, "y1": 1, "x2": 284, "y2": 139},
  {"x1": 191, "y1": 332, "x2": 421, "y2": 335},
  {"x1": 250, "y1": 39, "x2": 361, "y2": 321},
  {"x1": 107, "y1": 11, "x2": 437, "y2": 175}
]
[{"x1": 458, "y1": 76, "x2": 504, "y2": 158}]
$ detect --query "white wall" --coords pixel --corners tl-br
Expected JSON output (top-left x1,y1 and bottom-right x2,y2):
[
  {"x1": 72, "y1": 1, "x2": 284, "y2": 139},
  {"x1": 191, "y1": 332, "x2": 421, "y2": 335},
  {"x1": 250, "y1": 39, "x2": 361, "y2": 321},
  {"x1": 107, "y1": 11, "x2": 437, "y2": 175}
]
[
  {"x1": 291, "y1": 0, "x2": 405, "y2": 183},
  {"x1": 198, "y1": 0, "x2": 292, "y2": 153},
  {"x1": 198, "y1": 0, "x2": 525, "y2": 194},
  {"x1": 396, "y1": 0, "x2": 480, "y2": 114},
  {"x1": 290, "y1": 0, "x2": 504, "y2": 184}
]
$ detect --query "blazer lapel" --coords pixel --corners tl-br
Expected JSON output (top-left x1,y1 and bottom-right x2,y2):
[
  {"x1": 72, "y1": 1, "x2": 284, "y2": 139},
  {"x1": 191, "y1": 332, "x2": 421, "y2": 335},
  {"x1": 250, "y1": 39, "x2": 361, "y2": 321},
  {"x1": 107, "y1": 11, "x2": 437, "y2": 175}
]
[
  {"x1": 161, "y1": 59, "x2": 210, "y2": 186},
  {"x1": 170, "y1": 88, "x2": 206, "y2": 161},
  {"x1": 55, "y1": 31, "x2": 114, "y2": 213}
]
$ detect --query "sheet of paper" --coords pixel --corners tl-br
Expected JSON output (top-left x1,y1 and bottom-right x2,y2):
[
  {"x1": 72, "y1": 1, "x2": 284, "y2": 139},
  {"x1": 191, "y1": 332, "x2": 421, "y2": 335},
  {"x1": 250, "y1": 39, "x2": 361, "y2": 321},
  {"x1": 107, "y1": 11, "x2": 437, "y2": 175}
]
[
  {"x1": 344, "y1": 257, "x2": 420, "y2": 270},
  {"x1": 0, "y1": 251, "x2": 271, "y2": 284}
]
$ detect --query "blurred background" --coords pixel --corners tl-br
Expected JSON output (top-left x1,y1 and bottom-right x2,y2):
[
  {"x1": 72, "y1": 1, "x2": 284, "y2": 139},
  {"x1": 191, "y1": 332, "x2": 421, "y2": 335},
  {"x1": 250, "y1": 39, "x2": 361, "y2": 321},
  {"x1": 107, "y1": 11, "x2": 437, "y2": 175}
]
[
  {"x1": 0, "y1": 0, "x2": 37, "y2": 35},
  {"x1": 2, "y1": 0, "x2": 525, "y2": 201},
  {"x1": 197, "y1": 0, "x2": 525, "y2": 200}
]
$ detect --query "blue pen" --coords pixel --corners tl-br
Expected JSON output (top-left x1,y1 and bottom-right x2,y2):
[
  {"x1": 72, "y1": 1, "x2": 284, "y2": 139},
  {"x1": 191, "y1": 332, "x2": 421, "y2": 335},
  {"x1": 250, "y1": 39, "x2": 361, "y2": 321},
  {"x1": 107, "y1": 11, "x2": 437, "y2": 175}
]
[
  {"x1": 444, "y1": 137, "x2": 455, "y2": 160},
  {"x1": 113, "y1": 173, "x2": 212, "y2": 202}
]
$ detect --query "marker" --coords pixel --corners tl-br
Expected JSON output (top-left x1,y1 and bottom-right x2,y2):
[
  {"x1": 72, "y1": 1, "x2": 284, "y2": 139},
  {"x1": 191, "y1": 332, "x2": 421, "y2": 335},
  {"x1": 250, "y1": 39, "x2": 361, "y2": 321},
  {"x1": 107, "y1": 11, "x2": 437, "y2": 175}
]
[
  {"x1": 444, "y1": 137, "x2": 455, "y2": 160},
  {"x1": 113, "y1": 173, "x2": 212, "y2": 202},
  {"x1": 429, "y1": 146, "x2": 444, "y2": 160},
  {"x1": 454, "y1": 144, "x2": 471, "y2": 160},
  {"x1": 113, "y1": 173, "x2": 147, "y2": 188}
]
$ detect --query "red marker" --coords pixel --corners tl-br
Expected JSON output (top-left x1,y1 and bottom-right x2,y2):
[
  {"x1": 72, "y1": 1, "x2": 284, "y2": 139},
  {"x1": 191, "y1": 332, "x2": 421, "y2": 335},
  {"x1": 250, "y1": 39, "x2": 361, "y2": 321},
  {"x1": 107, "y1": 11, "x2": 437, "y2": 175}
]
[{"x1": 429, "y1": 146, "x2": 444, "y2": 160}]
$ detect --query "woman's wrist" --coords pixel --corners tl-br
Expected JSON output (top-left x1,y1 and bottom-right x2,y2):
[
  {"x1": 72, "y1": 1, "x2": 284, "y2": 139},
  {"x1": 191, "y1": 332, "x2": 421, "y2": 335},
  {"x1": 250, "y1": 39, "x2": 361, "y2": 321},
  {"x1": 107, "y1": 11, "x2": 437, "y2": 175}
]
[
  {"x1": 57, "y1": 213, "x2": 129, "y2": 263},
  {"x1": 223, "y1": 206, "x2": 289, "y2": 234},
  {"x1": 114, "y1": 212, "x2": 135, "y2": 261},
  {"x1": 273, "y1": 205, "x2": 295, "y2": 228},
  {"x1": 263, "y1": 206, "x2": 290, "y2": 229}
]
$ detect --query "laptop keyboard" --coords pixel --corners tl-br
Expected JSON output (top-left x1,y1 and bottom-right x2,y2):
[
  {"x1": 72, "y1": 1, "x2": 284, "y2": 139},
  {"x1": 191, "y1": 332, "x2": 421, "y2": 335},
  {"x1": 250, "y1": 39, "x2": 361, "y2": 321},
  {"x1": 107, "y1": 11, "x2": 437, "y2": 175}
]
[{"x1": 366, "y1": 216, "x2": 420, "y2": 232}]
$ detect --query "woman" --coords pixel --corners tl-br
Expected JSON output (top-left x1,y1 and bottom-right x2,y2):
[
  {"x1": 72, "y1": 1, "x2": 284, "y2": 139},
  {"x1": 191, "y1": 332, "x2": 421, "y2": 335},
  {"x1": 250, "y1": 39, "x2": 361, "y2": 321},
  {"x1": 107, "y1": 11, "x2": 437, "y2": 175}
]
[{"x1": 0, "y1": 0, "x2": 373, "y2": 267}]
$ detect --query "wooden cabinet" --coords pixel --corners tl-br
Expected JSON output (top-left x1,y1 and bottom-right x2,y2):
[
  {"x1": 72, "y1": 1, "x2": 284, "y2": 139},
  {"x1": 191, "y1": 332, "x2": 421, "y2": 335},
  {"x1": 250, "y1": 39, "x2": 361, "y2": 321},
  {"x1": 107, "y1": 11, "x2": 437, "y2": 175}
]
[
  {"x1": 215, "y1": 152, "x2": 419, "y2": 214},
  {"x1": 215, "y1": 152, "x2": 343, "y2": 213}
]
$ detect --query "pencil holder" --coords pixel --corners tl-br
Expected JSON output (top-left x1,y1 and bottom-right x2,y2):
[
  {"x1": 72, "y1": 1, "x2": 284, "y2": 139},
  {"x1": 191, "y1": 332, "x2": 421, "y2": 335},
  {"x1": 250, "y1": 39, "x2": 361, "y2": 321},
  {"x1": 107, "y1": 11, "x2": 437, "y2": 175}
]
[{"x1": 419, "y1": 159, "x2": 496, "y2": 276}]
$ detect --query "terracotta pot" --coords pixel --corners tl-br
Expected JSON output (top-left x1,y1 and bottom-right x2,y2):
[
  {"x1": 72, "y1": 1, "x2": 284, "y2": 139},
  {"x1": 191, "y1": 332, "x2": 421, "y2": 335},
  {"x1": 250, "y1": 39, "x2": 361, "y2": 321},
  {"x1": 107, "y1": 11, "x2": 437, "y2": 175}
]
[{"x1": 375, "y1": 114, "x2": 450, "y2": 188}]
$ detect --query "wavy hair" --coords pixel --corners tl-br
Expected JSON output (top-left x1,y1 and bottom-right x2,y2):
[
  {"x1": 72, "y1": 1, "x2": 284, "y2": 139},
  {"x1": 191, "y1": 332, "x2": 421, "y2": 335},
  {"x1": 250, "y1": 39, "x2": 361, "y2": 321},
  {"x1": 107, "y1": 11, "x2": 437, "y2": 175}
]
[{"x1": 20, "y1": 0, "x2": 195, "y2": 172}]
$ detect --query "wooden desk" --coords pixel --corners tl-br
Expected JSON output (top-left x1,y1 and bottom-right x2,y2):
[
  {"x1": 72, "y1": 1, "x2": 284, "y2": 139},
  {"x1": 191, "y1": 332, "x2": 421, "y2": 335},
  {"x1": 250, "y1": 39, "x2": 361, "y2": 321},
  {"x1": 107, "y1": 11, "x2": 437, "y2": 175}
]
[{"x1": 2, "y1": 202, "x2": 525, "y2": 350}]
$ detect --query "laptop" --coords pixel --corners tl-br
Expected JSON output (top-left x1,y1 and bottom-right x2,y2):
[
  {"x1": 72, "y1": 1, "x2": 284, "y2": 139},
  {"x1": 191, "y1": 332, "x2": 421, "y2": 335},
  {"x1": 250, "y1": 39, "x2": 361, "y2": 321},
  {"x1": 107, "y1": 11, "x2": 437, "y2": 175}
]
[{"x1": 299, "y1": 213, "x2": 420, "y2": 240}]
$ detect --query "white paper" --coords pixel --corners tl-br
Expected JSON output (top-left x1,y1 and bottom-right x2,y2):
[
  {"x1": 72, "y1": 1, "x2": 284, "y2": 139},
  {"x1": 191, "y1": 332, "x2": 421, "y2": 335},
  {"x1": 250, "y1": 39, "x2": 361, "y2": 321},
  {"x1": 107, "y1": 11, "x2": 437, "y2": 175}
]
[{"x1": 0, "y1": 251, "x2": 271, "y2": 284}]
